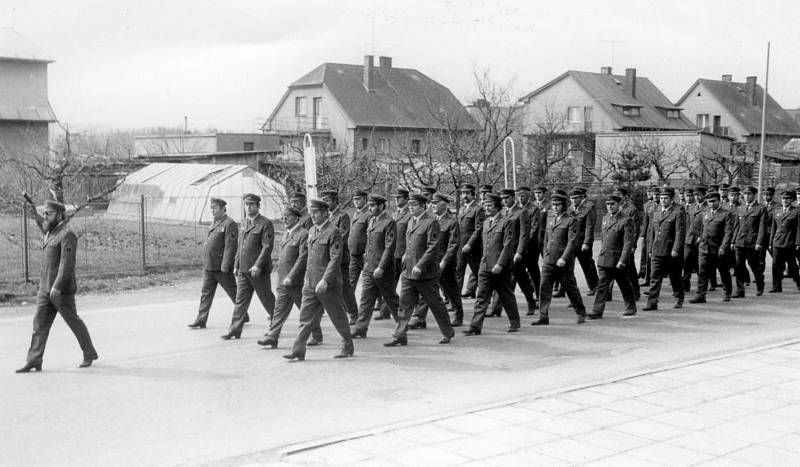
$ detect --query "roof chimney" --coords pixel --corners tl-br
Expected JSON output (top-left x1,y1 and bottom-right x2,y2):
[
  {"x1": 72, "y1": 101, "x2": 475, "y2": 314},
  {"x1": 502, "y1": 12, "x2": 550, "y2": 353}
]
[
  {"x1": 378, "y1": 56, "x2": 392, "y2": 68},
  {"x1": 625, "y1": 68, "x2": 637, "y2": 99},
  {"x1": 363, "y1": 55, "x2": 375, "y2": 92},
  {"x1": 745, "y1": 76, "x2": 757, "y2": 106},
  {"x1": 721, "y1": 74, "x2": 732, "y2": 82},
  {"x1": 600, "y1": 66, "x2": 612, "y2": 75}
]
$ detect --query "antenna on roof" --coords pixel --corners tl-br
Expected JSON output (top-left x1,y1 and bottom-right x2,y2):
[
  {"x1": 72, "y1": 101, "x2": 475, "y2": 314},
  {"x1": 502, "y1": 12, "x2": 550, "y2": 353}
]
[
  {"x1": 371, "y1": 11, "x2": 376, "y2": 55},
  {"x1": 599, "y1": 40, "x2": 624, "y2": 68}
]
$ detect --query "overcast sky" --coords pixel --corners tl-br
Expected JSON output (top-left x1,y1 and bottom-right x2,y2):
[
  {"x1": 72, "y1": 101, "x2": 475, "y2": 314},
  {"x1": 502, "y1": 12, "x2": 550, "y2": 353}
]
[{"x1": 3, "y1": 0, "x2": 798, "y2": 132}]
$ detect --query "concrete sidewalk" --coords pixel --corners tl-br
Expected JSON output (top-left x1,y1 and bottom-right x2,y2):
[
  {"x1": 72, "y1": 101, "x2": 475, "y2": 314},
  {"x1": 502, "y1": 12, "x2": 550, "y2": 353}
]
[{"x1": 276, "y1": 341, "x2": 800, "y2": 466}]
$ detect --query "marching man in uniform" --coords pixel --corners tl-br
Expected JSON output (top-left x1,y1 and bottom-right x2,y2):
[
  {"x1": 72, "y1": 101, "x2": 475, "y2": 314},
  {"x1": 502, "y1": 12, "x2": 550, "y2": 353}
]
[
  {"x1": 643, "y1": 187, "x2": 685, "y2": 311},
  {"x1": 689, "y1": 192, "x2": 734, "y2": 303}
]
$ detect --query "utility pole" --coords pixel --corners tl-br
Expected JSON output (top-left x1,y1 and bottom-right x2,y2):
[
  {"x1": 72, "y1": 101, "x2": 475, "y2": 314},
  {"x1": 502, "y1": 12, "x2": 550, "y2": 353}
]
[{"x1": 757, "y1": 42, "x2": 771, "y2": 195}]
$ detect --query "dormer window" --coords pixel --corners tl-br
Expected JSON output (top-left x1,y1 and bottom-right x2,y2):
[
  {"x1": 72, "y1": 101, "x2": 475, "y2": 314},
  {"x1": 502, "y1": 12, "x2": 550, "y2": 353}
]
[
  {"x1": 666, "y1": 109, "x2": 680, "y2": 119},
  {"x1": 622, "y1": 106, "x2": 640, "y2": 116}
]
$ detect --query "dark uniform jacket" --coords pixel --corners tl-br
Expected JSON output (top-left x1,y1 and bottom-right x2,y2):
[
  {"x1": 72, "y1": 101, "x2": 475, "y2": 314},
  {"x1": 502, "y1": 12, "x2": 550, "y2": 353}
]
[
  {"x1": 684, "y1": 202, "x2": 707, "y2": 246},
  {"x1": 543, "y1": 211, "x2": 580, "y2": 266},
  {"x1": 468, "y1": 212, "x2": 517, "y2": 271},
  {"x1": 647, "y1": 204, "x2": 686, "y2": 257},
  {"x1": 393, "y1": 206, "x2": 412, "y2": 260},
  {"x1": 403, "y1": 211, "x2": 441, "y2": 280},
  {"x1": 597, "y1": 213, "x2": 635, "y2": 268},
  {"x1": 348, "y1": 206, "x2": 370, "y2": 256},
  {"x1": 698, "y1": 207, "x2": 734, "y2": 254},
  {"x1": 436, "y1": 211, "x2": 460, "y2": 268},
  {"x1": 204, "y1": 215, "x2": 238, "y2": 272},
  {"x1": 520, "y1": 200, "x2": 544, "y2": 248},
  {"x1": 770, "y1": 205, "x2": 800, "y2": 249},
  {"x1": 572, "y1": 200, "x2": 596, "y2": 247},
  {"x1": 363, "y1": 211, "x2": 396, "y2": 274},
  {"x1": 733, "y1": 203, "x2": 768, "y2": 248},
  {"x1": 329, "y1": 206, "x2": 351, "y2": 258},
  {"x1": 40, "y1": 222, "x2": 77, "y2": 294},
  {"x1": 234, "y1": 214, "x2": 274, "y2": 273},
  {"x1": 504, "y1": 205, "x2": 530, "y2": 257},
  {"x1": 304, "y1": 220, "x2": 344, "y2": 288},
  {"x1": 457, "y1": 200, "x2": 484, "y2": 251},
  {"x1": 298, "y1": 208, "x2": 313, "y2": 230},
  {"x1": 620, "y1": 200, "x2": 641, "y2": 240},
  {"x1": 277, "y1": 225, "x2": 308, "y2": 286},
  {"x1": 763, "y1": 200, "x2": 779, "y2": 245},
  {"x1": 641, "y1": 199, "x2": 657, "y2": 240}
]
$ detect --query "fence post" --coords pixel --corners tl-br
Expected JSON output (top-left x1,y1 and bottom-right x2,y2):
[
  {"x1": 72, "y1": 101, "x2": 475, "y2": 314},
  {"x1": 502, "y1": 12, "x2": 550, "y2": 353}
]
[
  {"x1": 21, "y1": 205, "x2": 29, "y2": 282},
  {"x1": 140, "y1": 194, "x2": 147, "y2": 271}
]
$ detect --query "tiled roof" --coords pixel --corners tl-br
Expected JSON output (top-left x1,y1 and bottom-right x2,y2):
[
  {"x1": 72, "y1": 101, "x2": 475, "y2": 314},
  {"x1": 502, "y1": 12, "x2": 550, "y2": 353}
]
[
  {"x1": 280, "y1": 62, "x2": 477, "y2": 130},
  {"x1": 679, "y1": 79, "x2": 800, "y2": 137},
  {"x1": 0, "y1": 28, "x2": 53, "y2": 62},
  {"x1": 520, "y1": 70, "x2": 697, "y2": 131}
]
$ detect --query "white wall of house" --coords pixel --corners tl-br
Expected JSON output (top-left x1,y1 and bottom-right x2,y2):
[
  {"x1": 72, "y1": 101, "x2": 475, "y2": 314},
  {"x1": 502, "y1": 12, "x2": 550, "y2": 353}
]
[
  {"x1": 269, "y1": 86, "x2": 355, "y2": 153},
  {"x1": 520, "y1": 75, "x2": 618, "y2": 136},
  {"x1": 678, "y1": 82, "x2": 751, "y2": 143}
]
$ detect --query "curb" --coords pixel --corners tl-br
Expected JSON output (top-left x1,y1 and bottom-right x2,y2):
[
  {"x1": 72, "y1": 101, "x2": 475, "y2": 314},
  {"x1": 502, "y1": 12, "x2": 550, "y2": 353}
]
[{"x1": 279, "y1": 336, "x2": 800, "y2": 459}]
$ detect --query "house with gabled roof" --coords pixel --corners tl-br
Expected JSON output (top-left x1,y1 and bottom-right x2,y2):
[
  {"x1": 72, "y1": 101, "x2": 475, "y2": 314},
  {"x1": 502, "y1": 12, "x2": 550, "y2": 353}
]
[
  {"x1": 519, "y1": 67, "x2": 731, "y2": 184},
  {"x1": 261, "y1": 55, "x2": 476, "y2": 161},
  {"x1": 0, "y1": 28, "x2": 58, "y2": 156},
  {"x1": 677, "y1": 75, "x2": 800, "y2": 146}
]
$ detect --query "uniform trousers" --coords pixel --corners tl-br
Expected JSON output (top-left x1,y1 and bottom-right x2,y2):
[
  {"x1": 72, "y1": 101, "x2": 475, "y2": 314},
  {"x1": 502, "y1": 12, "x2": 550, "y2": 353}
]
[
  {"x1": 525, "y1": 243, "x2": 542, "y2": 297},
  {"x1": 413, "y1": 264, "x2": 464, "y2": 321},
  {"x1": 538, "y1": 262, "x2": 586, "y2": 318},
  {"x1": 490, "y1": 260, "x2": 536, "y2": 313},
  {"x1": 456, "y1": 249, "x2": 481, "y2": 295},
  {"x1": 195, "y1": 270, "x2": 237, "y2": 325},
  {"x1": 682, "y1": 244, "x2": 698, "y2": 292},
  {"x1": 395, "y1": 277, "x2": 454, "y2": 339},
  {"x1": 697, "y1": 251, "x2": 732, "y2": 296},
  {"x1": 469, "y1": 268, "x2": 521, "y2": 330},
  {"x1": 734, "y1": 247, "x2": 764, "y2": 294},
  {"x1": 354, "y1": 267, "x2": 399, "y2": 332},
  {"x1": 26, "y1": 292, "x2": 97, "y2": 365},
  {"x1": 640, "y1": 240, "x2": 651, "y2": 282},
  {"x1": 577, "y1": 247, "x2": 599, "y2": 291},
  {"x1": 626, "y1": 252, "x2": 640, "y2": 298},
  {"x1": 228, "y1": 271, "x2": 275, "y2": 333},
  {"x1": 592, "y1": 266, "x2": 636, "y2": 315},
  {"x1": 772, "y1": 247, "x2": 800, "y2": 290},
  {"x1": 340, "y1": 259, "x2": 359, "y2": 319},
  {"x1": 291, "y1": 285, "x2": 353, "y2": 356},
  {"x1": 349, "y1": 254, "x2": 364, "y2": 292},
  {"x1": 645, "y1": 255, "x2": 684, "y2": 307},
  {"x1": 264, "y1": 285, "x2": 321, "y2": 342}
]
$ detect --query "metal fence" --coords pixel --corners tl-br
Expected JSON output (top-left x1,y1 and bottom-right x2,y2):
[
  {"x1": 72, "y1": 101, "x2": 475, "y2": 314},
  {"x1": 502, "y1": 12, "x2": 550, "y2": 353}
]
[{"x1": 0, "y1": 196, "x2": 284, "y2": 285}]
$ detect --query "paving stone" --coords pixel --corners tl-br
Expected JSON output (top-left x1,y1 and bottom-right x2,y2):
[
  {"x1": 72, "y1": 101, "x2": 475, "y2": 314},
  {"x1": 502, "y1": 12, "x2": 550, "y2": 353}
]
[
  {"x1": 527, "y1": 414, "x2": 599, "y2": 437},
  {"x1": 588, "y1": 381, "x2": 659, "y2": 399},
  {"x1": 460, "y1": 449, "x2": 569, "y2": 467},
  {"x1": 563, "y1": 407, "x2": 634, "y2": 428},
  {"x1": 703, "y1": 421, "x2": 783, "y2": 444},
  {"x1": 635, "y1": 390, "x2": 704, "y2": 409},
  {"x1": 580, "y1": 428, "x2": 652, "y2": 452},
  {"x1": 658, "y1": 367, "x2": 713, "y2": 383},
  {"x1": 751, "y1": 364, "x2": 800, "y2": 379},
  {"x1": 715, "y1": 393, "x2": 786, "y2": 412},
  {"x1": 304, "y1": 444, "x2": 371, "y2": 465},
  {"x1": 687, "y1": 362, "x2": 743, "y2": 377},
  {"x1": 382, "y1": 445, "x2": 470, "y2": 466},
  {"x1": 558, "y1": 388, "x2": 622, "y2": 406},
  {"x1": 699, "y1": 375, "x2": 762, "y2": 393},
  {"x1": 623, "y1": 373, "x2": 685, "y2": 391},
  {"x1": 528, "y1": 437, "x2": 617, "y2": 464},
  {"x1": 432, "y1": 413, "x2": 510, "y2": 435},
  {"x1": 582, "y1": 453, "x2": 665, "y2": 467},
  {"x1": 478, "y1": 405, "x2": 550, "y2": 424},
  {"x1": 726, "y1": 369, "x2": 791, "y2": 386},
  {"x1": 341, "y1": 434, "x2": 417, "y2": 456},
  {"x1": 764, "y1": 432, "x2": 800, "y2": 453},
  {"x1": 614, "y1": 418, "x2": 688, "y2": 441},
  {"x1": 694, "y1": 457, "x2": 756, "y2": 467},
  {"x1": 516, "y1": 397, "x2": 585, "y2": 415},
  {"x1": 282, "y1": 450, "x2": 327, "y2": 465},
  {"x1": 688, "y1": 402, "x2": 756, "y2": 421},
  {"x1": 479, "y1": 424, "x2": 559, "y2": 448},
  {"x1": 602, "y1": 398, "x2": 670, "y2": 418},
  {"x1": 626, "y1": 441, "x2": 714, "y2": 465},
  {"x1": 737, "y1": 411, "x2": 800, "y2": 434},
  {"x1": 669, "y1": 430, "x2": 754, "y2": 456},
  {"x1": 649, "y1": 409, "x2": 723, "y2": 431},
  {"x1": 434, "y1": 434, "x2": 517, "y2": 460},
  {"x1": 348, "y1": 458, "x2": 400, "y2": 467},
  {"x1": 728, "y1": 444, "x2": 800, "y2": 466},
  {"x1": 392, "y1": 424, "x2": 463, "y2": 444}
]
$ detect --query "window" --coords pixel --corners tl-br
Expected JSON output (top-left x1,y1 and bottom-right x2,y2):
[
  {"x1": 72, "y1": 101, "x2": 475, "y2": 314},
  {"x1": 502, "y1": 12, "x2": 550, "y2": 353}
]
[
  {"x1": 567, "y1": 106, "x2": 581, "y2": 123},
  {"x1": 622, "y1": 106, "x2": 640, "y2": 116},
  {"x1": 666, "y1": 109, "x2": 680, "y2": 119},
  {"x1": 313, "y1": 97, "x2": 322, "y2": 129},
  {"x1": 696, "y1": 114, "x2": 709, "y2": 129},
  {"x1": 243, "y1": 142, "x2": 254, "y2": 151},
  {"x1": 361, "y1": 138, "x2": 368, "y2": 151},
  {"x1": 378, "y1": 138, "x2": 389, "y2": 154},
  {"x1": 713, "y1": 115, "x2": 721, "y2": 128},
  {"x1": 411, "y1": 139, "x2": 421, "y2": 154},
  {"x1": 583, "y1": 106, "x2": 593, "y2": 122},
  {"x1": 295, "y1": 96, "x2": 307, "y2": 116},
  {"x1": 330, "y1": 138, "x2": 337, "y2": 150}
]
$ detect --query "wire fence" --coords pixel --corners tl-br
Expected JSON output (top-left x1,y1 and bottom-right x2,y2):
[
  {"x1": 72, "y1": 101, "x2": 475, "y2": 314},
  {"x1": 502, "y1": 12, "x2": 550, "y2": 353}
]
[{"x1": 0, "y1": 195, "x2": 285, "y2": 285}]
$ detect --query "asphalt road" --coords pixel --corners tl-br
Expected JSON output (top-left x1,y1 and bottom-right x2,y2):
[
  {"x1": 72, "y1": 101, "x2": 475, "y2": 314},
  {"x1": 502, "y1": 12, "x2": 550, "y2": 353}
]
[{"x1": 3, "y1": 271, "x2": 800, "y2": 466}]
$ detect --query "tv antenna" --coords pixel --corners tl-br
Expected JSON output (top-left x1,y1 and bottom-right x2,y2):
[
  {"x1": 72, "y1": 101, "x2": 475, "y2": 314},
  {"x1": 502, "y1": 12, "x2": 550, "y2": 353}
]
[{"x1": 599, "y1": 40, "x2": 624, "y2": 68}]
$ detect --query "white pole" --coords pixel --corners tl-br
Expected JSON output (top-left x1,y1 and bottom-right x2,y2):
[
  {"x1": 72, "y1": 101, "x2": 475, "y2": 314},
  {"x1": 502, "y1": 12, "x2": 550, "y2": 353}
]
[
  {"x1": 757, "y1": 42, "x2": 770, "y2": 196},
  {"x1": 503, "y1": 142, "x2": 509, "y2": 188},
  {"x1": 503, "y1": 136, "x2": 516, "y2": 189},
  {"x1": 303, "y1": 134, "x2": 318, "y2": 200}
]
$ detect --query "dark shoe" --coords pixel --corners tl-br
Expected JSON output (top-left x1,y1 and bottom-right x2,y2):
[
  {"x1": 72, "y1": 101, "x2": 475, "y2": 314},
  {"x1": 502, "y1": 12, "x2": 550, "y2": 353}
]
[
  {"x1": 187, "y1": 320, "x2": 206, "y2": 329},
  {"x1": 408, "y1": 320, "x2": 427, "y2": 330},
  {"x1": 451, "y1": 317, "x2": 463, "y2": 327},
  {"x1": 745, "y1": 282, "x2": 751, "y2": 287},
  {"x1": 487, "y1": 310, "x2": 501, "y2": 317},
  {"x1": 507, "y1": 324, "x2": 520, "y2": 333},
  {"x1": 643, "y1": 304, "x2": 658, "y2": 311},
  {"x1": 257, "y1": 337, "x2": 278, "y2": 348},
  {"x1": 587, "y1": 287, "x2": 597, "y2": 296},
  {"x1": 243, "y1": 314, "x2": 251, "y2": 324},
  {"x1": 526, "y1": 302, "x2": 538, "y2": 315},
  {"x1": 576, "y1": 315, "x2": 586, "y2": 324},
  {"x1": 531, "y1": 318, "x2": 549, "y2": 326},
  {"x1": 553, "y1": 290, "x2": 566, "y2": 298},
  {"x1": 333, "y1": 350, "x2": 354, "y2": 359},
  {"x1": 462, "y1": 327, "x2": 481, "y2": 336},
  {"x1": 439, "y1": 335, "x2": 452, "y2": 344},
  {"x1": 709, "y1": 285, "x2": 717, "y2": 292},
  {"x1": 757, "y1": 289, "x2": 764, "y2": 296},
  {"x1": 220, "y1": 331, "x2": 241, "y2": 340},
  {"x1": 283, "y1": 352, "x2": 305, "y2": 361},
  {"x1": 622, "y1": 310, "x2": 637, "y2": 317},
  {"x1": 722, "y1": 295, "x2": 731, "y2": 302},
  {"x1": 461, "y1": 291, "x2": 476, "y2": 299},
  {"x1": 383, "y1": 337, "x2": 408, "y2": 347},
  {"x1": 351, "y1": 328, "x2": 368, "y2": 339},
  {"x1": 732, "y1": 291, "x2": 745, "y2": 298},
  {"x1": 307, "y1": 338, "x2": 323, "y2": 346},
  {"x1": 374, "y1": 313, "x2": 390, "y2": 321},
  {"x1": 769, "y1": 288, "x2": 782, "y2": 293},
  {"x1": 15, "y1": 362, "x2": 42, "y2": 373},
  {"x1": 688, "y1": 296, "x2": 706, "y2": 304},
  {"x1": 586, "y1": 313, "x2": 603, "y2": 320},
  {"x1": 673, "y1": 300, "x2": 683, "y2": 309},
  {"x1": 607, "y1": 294, "x2": 613, "y2": 302},
  {"x1": 79, "y1": 355, "x2": 98, "y2": 368}
]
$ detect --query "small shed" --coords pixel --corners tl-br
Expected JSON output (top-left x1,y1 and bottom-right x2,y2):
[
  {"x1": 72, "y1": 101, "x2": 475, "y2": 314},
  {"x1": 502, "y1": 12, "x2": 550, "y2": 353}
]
[{"x1": 106, "y1": 163, "x2": 286, "y2": 224}]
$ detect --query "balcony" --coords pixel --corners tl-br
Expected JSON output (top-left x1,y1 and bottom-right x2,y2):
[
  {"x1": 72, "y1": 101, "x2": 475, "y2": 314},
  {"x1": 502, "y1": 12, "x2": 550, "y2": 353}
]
[{"x1": 264, "y1": 116, "x2": 330, "y2": 134}]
